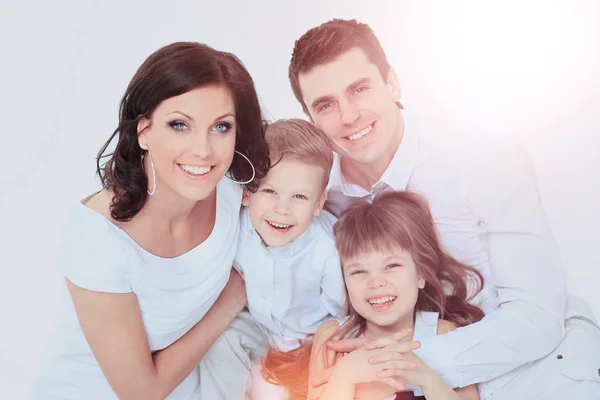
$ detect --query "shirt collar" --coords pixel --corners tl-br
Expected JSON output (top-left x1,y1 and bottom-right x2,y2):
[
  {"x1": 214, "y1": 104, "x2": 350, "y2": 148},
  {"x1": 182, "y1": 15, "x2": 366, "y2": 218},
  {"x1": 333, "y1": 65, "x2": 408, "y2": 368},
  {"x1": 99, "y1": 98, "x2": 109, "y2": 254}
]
[{"x1": 327, "y1": 114, "x2": 419, "y2": 197}]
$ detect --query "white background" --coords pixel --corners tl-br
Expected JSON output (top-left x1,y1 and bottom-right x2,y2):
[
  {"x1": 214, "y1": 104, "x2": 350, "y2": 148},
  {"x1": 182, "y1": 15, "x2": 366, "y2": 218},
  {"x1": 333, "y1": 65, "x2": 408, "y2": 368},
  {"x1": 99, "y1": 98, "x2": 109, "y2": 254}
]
[{"x1": 0, "y1": 1, "x2": 598, "y2": 398}]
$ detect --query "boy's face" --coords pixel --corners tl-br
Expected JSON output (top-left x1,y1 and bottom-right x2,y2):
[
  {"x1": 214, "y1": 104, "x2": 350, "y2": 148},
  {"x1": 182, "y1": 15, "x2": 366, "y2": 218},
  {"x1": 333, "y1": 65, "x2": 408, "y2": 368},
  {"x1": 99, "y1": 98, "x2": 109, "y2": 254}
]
[
  {"x1": 243, "y1": 158, "x2": 327, "y2": 248},
  {"x1": 298, "y1": 48, "x2": 402, "y2": 166}
]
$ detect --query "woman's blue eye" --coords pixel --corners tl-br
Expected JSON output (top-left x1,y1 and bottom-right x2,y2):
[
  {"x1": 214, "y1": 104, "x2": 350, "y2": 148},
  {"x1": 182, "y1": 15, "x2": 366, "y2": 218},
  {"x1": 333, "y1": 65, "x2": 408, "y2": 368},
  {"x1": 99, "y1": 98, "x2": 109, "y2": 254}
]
[
  {"x1": 213, "y1": 122, "x2": 232, "y2": 133},
  {"x1": 169, "y1": 121, "x2": 187, "y2": 131}
]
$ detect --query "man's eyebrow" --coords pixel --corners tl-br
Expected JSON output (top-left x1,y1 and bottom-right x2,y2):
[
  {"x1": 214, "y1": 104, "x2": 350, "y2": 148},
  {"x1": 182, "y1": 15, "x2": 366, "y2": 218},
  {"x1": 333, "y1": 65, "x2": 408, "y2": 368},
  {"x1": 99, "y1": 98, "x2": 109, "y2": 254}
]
[
  {"x1": 311, "y1": 95, "x2": 336, "y2": 111},
  {"x1": 310, "y1": 77, "x2": 372, "y2": 111}
]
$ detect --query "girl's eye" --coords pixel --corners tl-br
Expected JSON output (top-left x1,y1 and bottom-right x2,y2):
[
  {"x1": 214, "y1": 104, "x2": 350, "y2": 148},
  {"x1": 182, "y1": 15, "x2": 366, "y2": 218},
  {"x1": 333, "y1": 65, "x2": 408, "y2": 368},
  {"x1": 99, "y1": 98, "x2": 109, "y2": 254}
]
[
  {"x1": 212, "y1": 122, "x2": 232, "y2": 133},
  {"x1": 169, "y1": 121, "x2": 187, "y2": 131},
  {"x1": 386, "y1": 263, "x2": 401, "y2": 270},
  {"x1": 262, "y1": 188, "x2": 276, "y2": 195},
  {"x1": 293, "y1": 194, "x2": 307, "y2": 200}
]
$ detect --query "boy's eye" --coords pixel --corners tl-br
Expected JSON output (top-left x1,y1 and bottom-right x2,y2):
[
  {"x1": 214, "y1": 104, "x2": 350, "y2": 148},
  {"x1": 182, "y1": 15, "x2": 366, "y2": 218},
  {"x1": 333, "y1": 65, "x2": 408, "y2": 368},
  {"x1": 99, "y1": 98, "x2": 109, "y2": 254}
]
[
  {"x1": 262, "y1": 188, "x2": 276, "y2": 194},
  {"x1": 350, "y1": 270, "x2": 366, "y2": 276},
  {"x1": 355, "y1": 86, "x2": 368, "y2": 94},
  {"x1": 293, "y1": 194, "x2": 307, "y2": 200}
]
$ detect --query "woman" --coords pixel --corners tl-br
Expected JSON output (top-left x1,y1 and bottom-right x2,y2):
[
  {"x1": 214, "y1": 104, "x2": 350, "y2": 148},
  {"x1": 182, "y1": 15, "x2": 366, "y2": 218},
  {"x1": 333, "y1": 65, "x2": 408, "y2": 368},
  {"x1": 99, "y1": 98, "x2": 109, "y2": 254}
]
[{"x1": 32, "y1": 42, "x2": 270, "y2": 399}]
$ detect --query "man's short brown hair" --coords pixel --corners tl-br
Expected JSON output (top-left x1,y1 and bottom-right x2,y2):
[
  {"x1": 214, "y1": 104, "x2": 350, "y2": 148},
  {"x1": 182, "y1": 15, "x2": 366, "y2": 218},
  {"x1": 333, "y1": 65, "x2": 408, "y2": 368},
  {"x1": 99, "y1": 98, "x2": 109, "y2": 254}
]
[{"x1": 289, "y1": 19, "x2": 392, "y2": 115}]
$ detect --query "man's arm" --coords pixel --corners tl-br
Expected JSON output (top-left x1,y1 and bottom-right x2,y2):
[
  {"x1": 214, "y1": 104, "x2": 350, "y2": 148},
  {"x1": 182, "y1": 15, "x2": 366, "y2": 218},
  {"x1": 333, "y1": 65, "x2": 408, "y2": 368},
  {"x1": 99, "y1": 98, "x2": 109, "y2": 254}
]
[{"x1": 414, "y1": 137, "x2": 566, "y2": 388}]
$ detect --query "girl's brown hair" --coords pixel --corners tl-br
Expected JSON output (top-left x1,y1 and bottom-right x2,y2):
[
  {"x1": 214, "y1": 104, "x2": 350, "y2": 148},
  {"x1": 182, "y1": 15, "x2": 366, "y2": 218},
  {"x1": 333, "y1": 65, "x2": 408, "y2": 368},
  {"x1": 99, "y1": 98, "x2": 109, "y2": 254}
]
[{"x1": 261, "y1": 191, "x2": 485, "y2": 399}]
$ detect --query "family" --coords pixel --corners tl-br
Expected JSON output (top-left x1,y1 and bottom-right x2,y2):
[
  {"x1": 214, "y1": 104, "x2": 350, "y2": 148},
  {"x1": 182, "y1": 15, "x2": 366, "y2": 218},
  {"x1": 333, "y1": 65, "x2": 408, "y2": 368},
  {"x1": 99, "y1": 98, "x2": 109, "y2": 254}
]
[{"x1": 32, "y1": 19, "x2": 600, "y2": 400}]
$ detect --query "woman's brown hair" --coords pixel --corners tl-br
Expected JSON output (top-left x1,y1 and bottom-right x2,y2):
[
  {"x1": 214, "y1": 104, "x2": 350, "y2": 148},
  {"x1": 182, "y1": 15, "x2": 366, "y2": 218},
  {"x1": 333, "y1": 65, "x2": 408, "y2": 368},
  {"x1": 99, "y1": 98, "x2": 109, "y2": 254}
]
[{"x1": 97, "y1": 42, "x2": 270, "y2": 221}]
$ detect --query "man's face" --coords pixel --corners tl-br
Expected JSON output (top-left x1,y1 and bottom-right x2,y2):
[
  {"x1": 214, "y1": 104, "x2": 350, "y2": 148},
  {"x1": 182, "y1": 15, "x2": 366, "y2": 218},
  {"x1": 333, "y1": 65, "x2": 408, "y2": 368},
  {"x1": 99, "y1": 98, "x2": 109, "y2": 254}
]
[{"x1": 298, "y1": 48, "x2": 402, "y2": 166}]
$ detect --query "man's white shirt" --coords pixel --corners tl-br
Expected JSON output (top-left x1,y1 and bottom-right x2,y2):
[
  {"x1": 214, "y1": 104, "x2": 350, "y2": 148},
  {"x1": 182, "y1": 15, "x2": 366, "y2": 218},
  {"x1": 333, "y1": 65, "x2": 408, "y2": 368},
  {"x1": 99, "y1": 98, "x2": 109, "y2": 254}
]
[{"x1": 326, "y1": 112, "x2": 570, "y2": 398}]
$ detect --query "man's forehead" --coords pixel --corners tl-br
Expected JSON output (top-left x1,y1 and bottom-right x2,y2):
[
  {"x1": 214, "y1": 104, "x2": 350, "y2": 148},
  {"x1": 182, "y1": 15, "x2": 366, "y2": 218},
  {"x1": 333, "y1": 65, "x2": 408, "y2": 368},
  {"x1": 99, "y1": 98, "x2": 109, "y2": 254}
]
[{"x1": 298, "y1": 48, "x2": 381, "y2": 100}]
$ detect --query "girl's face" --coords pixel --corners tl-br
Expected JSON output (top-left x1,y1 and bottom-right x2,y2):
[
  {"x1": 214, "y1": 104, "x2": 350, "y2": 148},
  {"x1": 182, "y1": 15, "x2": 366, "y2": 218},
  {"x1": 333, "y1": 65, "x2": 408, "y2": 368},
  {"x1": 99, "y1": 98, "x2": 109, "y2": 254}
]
[
  {"x1": 342, "y1": 246, "x2": 425, "y2": 337},
  {"x1": 137, "y1": 84, "x2": 237, "y2": 203}
]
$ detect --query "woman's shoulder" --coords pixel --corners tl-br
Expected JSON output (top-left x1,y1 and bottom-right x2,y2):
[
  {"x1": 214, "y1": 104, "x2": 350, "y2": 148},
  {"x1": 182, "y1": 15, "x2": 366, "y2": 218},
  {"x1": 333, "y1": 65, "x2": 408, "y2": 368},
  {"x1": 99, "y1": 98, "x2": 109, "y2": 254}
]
[{"x1": 59, "y1": 192, "x2": 133, "y2": 293}]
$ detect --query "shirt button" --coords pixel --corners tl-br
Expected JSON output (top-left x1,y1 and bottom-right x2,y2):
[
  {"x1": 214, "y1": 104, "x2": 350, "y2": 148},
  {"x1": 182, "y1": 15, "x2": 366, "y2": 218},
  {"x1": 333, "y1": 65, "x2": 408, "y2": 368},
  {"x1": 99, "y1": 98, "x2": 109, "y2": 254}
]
[
  {"x1": 557, "y1": 354, "x2": 563, "y2": 360},
  {"x1": 264, "y1": 250, "x2": 270, "y2": 257}
]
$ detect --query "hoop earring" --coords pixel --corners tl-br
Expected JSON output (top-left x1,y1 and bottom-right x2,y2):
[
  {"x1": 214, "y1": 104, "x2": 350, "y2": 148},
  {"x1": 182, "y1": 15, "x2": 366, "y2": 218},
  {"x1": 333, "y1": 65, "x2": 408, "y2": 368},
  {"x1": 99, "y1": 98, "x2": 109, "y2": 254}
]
[
  {"x1": 224, "y1": 150, "x2": 256, "y2": 185},
  {"x1": 142, "y1": 149, "x2": 157, "y2": 196}
]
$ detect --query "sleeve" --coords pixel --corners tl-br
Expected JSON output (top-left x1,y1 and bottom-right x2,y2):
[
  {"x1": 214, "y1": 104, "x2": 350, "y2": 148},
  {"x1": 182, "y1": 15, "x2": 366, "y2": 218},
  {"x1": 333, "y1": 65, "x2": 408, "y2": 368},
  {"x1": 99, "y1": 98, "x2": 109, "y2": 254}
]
[
  {"x1": 320, "y1": 252, "x2": 347, "y2": 319},
  {"x1": 58, "y1": 219, "x2": 132, "y2": 294},
  {"x1": 413, "y1": 138, "x2": 566, "y2": 390}
]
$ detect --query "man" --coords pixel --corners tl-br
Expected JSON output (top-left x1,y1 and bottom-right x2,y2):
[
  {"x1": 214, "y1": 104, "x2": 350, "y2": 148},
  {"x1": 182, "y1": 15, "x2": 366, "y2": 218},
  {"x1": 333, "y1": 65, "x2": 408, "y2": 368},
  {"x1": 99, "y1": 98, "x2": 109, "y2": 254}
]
[{"x1": 288, "y1": 18, "x2": 600, "y2": 399}]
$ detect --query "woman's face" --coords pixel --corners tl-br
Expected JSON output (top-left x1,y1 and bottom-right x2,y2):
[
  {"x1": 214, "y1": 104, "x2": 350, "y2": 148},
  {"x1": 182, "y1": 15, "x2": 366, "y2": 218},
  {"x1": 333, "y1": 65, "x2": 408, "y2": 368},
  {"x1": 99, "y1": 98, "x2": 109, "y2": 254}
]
[{"x1": 138, "y1": 84, "x2": 237, "y2": 203}]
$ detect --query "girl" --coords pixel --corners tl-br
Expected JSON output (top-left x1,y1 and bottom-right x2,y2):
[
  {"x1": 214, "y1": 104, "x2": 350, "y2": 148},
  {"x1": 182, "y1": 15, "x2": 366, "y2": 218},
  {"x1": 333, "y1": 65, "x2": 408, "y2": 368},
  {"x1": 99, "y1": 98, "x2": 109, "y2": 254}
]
[{"x1": 262, "y1": 190, "x2": 485, "y2": 400}]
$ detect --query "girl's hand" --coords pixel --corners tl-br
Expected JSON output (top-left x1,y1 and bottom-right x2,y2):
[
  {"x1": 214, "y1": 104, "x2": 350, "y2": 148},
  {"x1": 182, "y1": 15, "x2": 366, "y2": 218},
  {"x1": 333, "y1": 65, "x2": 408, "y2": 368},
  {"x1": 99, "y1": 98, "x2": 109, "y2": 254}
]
[
  {"x1": 367, "y1": 339, "x2": 439, "y2": 388},
  {"x1": 331, "y1": 329, "x2": 421, "y2": 392}
]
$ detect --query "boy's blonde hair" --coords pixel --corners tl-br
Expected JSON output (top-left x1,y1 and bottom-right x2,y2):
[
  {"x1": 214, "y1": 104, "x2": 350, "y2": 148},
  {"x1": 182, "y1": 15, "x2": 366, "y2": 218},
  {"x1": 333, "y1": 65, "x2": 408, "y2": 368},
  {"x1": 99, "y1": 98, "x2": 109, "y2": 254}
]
[{"x1": 264, "y1": 119, "x2": 334, "y2": 190}]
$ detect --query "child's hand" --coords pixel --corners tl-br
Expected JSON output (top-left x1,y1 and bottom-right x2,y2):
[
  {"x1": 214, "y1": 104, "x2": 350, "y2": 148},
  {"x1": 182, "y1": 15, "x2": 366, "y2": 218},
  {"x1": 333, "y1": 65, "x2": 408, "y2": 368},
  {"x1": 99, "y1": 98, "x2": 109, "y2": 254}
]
[
  {"x1": 367, "y1": 340, "x2": 439, "y2": 388},
  {"x1": 332, "y1": 337, "x2": 421, "y2": 392}
]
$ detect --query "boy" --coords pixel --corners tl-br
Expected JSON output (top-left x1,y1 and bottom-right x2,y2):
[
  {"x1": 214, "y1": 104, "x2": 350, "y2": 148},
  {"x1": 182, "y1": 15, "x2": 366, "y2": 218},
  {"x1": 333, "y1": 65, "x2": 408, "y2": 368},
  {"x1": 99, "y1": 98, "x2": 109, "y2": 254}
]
[{"x1": 234, "y1": 119, "x2": 346, "y2": 398}]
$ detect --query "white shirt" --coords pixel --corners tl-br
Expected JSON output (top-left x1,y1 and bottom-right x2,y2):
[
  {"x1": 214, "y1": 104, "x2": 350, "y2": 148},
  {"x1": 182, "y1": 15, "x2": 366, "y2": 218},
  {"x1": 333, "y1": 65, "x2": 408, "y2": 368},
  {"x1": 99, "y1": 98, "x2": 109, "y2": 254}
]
[
  {"x1": 234, "y1": 207, "x2": 346, "y2": 351},
  {"x1": 32, "y1": 178, "x2": 243, "y2": 400},
  {"x1": 327, "y1": 113, "x2": 567, "y2": 399}
]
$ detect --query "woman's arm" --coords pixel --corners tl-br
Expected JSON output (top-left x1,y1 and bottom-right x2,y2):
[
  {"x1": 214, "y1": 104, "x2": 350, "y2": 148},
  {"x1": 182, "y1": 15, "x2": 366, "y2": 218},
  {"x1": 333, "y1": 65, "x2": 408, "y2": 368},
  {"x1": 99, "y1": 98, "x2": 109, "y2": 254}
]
[{"x1": 67, "y1": 268, "x2": 246, "y2": 400}]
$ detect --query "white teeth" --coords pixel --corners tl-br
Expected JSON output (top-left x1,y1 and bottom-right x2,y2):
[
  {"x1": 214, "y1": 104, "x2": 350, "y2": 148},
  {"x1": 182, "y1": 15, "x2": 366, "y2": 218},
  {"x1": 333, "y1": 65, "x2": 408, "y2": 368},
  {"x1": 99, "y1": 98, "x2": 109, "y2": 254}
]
[
  {"x1": 368, "y1": 296, "x2": 397, "y2": 306},
  {"x1": 347, "y1": 124, "x2": 372, "y2": 141},
  {"x1": 268, "y1": 221, "x2": 291, "y2": 229},
  {"x1": 180, "y1": 164, "x2": 211, "y2": 175}
]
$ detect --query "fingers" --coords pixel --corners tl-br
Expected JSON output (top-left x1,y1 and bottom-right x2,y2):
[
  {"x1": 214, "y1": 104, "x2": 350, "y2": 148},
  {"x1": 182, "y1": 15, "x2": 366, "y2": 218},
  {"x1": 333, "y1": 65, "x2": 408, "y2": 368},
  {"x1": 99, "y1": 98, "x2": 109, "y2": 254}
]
[
  {"x1": 369, "y1": 350, "x2": 415, "y2": 364},
  {"x1": 375, "y1": 360, "x2": 418, "y2": 377},
  {"x1": 307, "y1": 387, "x2": 322, "y2": 400},
  {"x1": 311, "y1": 367, "x2": 333, "y2": 387},
  {"x1": 377, "y1": 377, "x2": 405, "y2": 392},
  {"x1": 364, "y1": 328, "x2": 412, "y2": 350},
  {"x1": 326, "y1": 337, "x2": 366, "y2": 352}
]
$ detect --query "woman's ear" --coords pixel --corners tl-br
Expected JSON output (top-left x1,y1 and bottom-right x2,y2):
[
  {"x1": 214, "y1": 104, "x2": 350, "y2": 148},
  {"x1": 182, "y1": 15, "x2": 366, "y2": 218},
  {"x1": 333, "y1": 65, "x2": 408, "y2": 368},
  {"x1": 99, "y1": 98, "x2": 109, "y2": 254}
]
[
  {"x1": 137, "y1": 117, "x2": 151, "y2": 150},
  {"x1": 417, "y1": 275, "x2": 426, "y2": 289}
]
